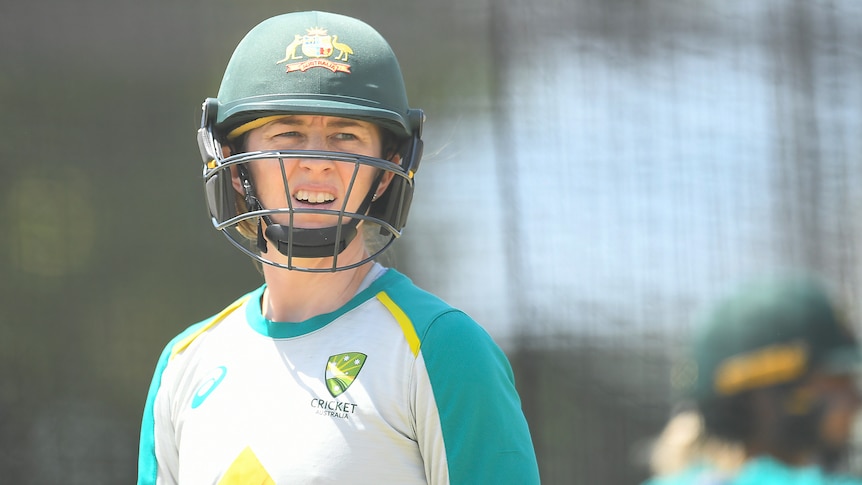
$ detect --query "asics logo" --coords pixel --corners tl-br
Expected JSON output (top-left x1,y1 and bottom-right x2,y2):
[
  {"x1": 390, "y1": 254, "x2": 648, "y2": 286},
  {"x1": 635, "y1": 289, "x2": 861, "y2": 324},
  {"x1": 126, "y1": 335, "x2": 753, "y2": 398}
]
[{"x1": 191, "y1": 366, "x2": 228, "y2": 409}]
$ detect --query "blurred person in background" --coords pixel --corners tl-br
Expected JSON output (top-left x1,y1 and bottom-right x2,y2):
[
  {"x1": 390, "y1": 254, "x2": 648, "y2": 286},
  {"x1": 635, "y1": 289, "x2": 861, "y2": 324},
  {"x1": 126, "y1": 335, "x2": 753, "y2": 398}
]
[
  {"x1": 137, "y1": 10, "x2": 540, "y2": 485},
  {"x1": 642, "y1": 275, "x2": 862, "y2": 485}
]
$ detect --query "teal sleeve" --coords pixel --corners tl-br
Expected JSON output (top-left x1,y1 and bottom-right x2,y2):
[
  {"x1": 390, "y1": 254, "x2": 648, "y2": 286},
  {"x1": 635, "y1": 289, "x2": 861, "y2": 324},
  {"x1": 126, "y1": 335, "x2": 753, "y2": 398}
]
[
  {"x1": 137, "y1": 340, "x2": 175, "y2": 485},
  {"x1": 420, "y1": 311, "x2": 541, "y2": 484},
  {"x1": 137, "y1": 319, "x2": 211, "y2": 485}
]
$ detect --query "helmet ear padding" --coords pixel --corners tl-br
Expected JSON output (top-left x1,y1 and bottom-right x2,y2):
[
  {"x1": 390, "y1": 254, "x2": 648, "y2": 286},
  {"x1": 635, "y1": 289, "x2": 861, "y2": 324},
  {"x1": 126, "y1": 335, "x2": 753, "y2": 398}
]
[
  {"x1": 368, "y1": 128, "x2": 422, "y2": 234},
  {"x1": 204, "y1": 170, "x2": 239, "y2": 226},
  {"x1": 368, "y1": 178, "x2": 412, "y2": 236},
  {"x1": 199, "y1": 99, "x2": 241, "y2": 227}
]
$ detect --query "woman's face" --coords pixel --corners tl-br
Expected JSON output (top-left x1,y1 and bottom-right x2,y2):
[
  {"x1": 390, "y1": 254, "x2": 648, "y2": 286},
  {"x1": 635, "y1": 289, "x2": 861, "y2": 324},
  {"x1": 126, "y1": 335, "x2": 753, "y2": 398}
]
[
  {"x1": 813, "y1": 373, "x2": 861, "y2": 449},
  {"x1": 233, "y1": 115, "x2": 394, "y2": 230}
]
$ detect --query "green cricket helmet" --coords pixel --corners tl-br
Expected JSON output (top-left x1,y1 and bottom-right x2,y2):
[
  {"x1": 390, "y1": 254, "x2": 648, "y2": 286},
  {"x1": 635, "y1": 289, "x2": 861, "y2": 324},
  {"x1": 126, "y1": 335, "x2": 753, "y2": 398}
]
[
  {"x1": 197, "y1": 11, "x2": 424, "y2": 271},
  {"x1": 676, "y1": 275, "x2": 862, "y2": 447},
  {"x1": 684, "y1": 275, "x2": 861, "y2": 401}
]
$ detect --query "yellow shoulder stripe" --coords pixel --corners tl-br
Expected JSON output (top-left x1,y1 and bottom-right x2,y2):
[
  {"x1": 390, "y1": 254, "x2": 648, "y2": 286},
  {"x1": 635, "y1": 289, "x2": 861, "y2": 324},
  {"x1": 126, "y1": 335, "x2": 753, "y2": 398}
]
[
  {"x1": 170, "y1": 295, "x2": 252, "y2": 360},
  {"x1": 376, "y1": 291, "x2": 420, "y2": 357}
]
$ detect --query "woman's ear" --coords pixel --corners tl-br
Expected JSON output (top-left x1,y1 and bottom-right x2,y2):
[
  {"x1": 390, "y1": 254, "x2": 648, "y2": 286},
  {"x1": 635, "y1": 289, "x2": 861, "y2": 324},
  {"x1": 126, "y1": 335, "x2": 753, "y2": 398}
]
[
  {"x1": 374, "y1": 158, "x2": 398, "y2": 199},
  {"x1": 230, "y1": 165, "x2": 244, "y2": 194},
  {"x1": 220, "y1": 145, "x2": 245, "y2": 195}
]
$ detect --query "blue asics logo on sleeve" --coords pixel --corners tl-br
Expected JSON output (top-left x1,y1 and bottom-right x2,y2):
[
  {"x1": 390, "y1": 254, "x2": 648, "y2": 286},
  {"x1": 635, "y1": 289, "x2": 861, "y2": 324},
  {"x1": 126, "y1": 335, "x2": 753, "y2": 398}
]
[{"x1": 191, "y1": 366, "x2": 228, "y2": 409}]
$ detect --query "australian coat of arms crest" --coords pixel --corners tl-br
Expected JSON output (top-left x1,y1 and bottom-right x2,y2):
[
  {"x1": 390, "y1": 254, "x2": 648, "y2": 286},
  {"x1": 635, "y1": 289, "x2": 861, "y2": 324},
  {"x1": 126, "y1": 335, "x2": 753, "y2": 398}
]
[{"x1": 276, "y1": 27, "x2": 353, "y2": 73}]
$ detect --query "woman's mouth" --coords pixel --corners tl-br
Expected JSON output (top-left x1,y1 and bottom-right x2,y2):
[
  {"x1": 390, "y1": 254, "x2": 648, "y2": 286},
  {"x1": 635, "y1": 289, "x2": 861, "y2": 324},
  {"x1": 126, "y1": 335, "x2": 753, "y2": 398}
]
[{"x1": 294, "y1": 189, "x2": 336, "y2": 205}]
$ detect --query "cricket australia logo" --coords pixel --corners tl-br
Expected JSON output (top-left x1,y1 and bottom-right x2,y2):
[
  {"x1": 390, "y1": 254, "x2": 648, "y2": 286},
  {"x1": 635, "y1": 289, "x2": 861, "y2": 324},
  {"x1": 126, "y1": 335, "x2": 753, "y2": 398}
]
[
  {"x1": 325, "y1": 352, "x2": 366, "y2": 397},
  {"x1": 276, "y1": 27, "x2": 353, "y2": 74}
]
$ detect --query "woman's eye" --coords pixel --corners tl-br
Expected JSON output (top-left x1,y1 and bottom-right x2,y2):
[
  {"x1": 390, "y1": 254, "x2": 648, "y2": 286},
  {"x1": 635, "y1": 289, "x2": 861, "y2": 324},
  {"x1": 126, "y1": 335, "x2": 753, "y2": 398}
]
[{"x1": 333, "y1": 132, "x2": 358, "y2": 141}]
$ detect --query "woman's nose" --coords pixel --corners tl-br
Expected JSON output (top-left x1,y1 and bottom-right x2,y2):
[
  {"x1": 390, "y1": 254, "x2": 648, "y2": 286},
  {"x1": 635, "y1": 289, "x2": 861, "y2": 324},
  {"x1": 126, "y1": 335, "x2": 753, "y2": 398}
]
[
  {"x1": 296, "y1": 154, "x2": 335, "y2": 172},
  {"x1": 295, "y1": 135, "x2": 336, "y2": 170}
]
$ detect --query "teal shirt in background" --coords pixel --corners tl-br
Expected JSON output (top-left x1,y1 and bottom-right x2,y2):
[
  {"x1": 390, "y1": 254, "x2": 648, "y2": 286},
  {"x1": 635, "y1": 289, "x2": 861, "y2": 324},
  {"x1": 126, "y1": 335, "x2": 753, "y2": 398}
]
[{"x1": 643, "y1": 456, "x2": 862, "y2": 485}]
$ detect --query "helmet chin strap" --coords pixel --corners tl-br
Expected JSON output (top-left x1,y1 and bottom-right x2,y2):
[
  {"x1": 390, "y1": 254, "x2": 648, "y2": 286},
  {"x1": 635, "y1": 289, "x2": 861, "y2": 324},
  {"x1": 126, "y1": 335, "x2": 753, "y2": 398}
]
[
  {"x1": 238, "y1": 164, "x2": 383, "y2": 260},
  {"x1": 263, "y1": 216, "x2": 361, "y2": 259}
]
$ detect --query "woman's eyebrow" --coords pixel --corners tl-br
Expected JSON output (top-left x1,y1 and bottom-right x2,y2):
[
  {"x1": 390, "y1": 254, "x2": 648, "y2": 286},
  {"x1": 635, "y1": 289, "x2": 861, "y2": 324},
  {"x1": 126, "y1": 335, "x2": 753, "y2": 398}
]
[
  {"x1": 267, "y1": 117, "x2": 369, "y2": 130},
  {"x1": 268, "y1": 117, "x2": 305, "y2": 127},
  {"x1": 326, "y1": 119, "x2": 368, "y2": 129}
]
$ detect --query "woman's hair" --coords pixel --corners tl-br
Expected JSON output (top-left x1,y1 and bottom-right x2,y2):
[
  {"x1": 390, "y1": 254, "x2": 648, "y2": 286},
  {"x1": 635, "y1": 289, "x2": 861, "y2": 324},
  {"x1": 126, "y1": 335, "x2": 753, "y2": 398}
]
[
  {"x1": 648, "y1": 406, "x2": 746, "y2": 477},
  {"x1": 698, "y1": 393, "x2": 756, "y2": 443},
  {"x1": 650, "y1": 381, "x2": 825, "y2": 477}
]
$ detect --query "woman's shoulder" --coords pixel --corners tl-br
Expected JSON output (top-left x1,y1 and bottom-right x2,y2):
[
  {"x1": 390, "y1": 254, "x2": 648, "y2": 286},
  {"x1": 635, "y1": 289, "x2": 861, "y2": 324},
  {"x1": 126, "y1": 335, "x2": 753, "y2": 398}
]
[
  {"x1": 374, "y1": 269, "x2": 472, "y2": 322},
  {"x1": 642, "y1": 465, "x2": 729, "y2": 485},
  {"x1": 643, "y1": 458, "x2": 862, "y2": 485},
  {"x1": 738, "y1": 457, "x2": 862, "y2": 485},
  {"x1": 374, "y1": 268, "x2": 497, "y2": 348}
]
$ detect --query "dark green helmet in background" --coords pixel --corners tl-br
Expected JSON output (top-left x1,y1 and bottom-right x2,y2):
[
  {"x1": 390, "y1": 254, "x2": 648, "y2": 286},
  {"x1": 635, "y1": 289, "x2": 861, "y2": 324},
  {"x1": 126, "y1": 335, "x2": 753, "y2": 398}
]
[
  {"x1": 671, "y1": 274, "x2": 862, "y2": 449},
  {"x1": 681, "y1": 275, "x2": 861, "y2": 401},
  {"x1": 197, "y1": 11, "x2": 424, "y2": 271}
]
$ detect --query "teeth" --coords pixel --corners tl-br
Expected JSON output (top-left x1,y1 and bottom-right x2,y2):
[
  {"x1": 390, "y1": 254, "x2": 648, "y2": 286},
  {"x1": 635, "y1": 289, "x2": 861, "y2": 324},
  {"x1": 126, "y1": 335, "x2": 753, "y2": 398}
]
[{"x1": 295, "y1": 190, "x2": 335, "y2": 203}]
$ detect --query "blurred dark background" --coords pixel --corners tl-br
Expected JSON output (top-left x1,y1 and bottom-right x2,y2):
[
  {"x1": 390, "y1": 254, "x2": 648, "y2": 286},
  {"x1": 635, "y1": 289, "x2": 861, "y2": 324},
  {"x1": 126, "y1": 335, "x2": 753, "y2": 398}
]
[{"x1": 1, "y1": 0, "x2": 860, "y2": 483}]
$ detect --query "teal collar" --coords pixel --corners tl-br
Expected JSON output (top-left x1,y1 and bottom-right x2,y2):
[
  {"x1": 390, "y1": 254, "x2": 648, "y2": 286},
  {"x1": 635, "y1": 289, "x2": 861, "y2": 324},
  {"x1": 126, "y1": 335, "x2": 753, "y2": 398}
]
[{"x1": 245, "y1": 268, "x2": 402, "y2": 338}]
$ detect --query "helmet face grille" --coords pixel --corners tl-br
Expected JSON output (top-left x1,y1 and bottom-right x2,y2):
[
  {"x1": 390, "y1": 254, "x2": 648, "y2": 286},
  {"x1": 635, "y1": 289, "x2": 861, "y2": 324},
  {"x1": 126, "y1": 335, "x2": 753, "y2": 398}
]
[{"x1": 201, "y1": 147, "x2": 413, "y2": 272}]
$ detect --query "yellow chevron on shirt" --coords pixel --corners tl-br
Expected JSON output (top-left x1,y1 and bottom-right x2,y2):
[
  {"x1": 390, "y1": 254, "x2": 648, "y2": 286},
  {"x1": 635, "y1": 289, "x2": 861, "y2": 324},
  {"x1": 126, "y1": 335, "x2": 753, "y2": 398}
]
[{"x1": 218, "y1": 446, "x2": 275, "y2": 485}]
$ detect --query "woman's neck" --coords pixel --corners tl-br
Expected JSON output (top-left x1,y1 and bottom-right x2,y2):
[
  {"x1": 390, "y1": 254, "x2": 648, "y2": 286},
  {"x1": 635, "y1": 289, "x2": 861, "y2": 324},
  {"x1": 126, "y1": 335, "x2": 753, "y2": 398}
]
[{"x1": 260, "y1": 260, "x2": 374, "y2": 322}]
